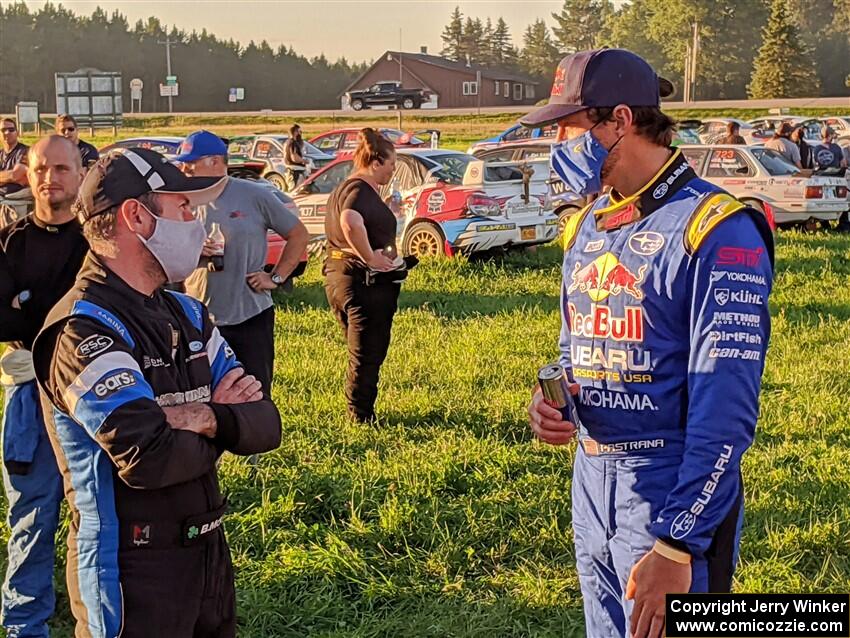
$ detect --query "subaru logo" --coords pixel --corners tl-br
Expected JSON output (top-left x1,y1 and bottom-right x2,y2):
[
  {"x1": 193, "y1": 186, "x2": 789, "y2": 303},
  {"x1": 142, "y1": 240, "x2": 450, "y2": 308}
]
[
  {"x1": 670, "y1": 511, "x2": 697, "y2": 539},
  {"x1": 652, "y1": 182, "x2": 669, "y2": 199},
  {"x1": 189, "y1": 341, "x2": 203, "y2": 352}
]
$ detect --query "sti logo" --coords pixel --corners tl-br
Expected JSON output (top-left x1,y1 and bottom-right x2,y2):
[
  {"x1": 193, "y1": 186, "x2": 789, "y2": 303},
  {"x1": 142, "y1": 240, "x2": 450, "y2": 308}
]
[
  {"x1": 568, "y1": 252, "x2": 647, "y2": 302},
  {"x1": 717, "y1": 246, "x2": 763, "y2": 267}
]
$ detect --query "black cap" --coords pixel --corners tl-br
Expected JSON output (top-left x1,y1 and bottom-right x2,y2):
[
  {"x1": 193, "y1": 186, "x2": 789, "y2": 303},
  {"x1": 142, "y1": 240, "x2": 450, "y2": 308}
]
[
  {"x1": 520, "y1": 48, "x2": 675, "y2": 128},
  {"x1": 77, "y1": 147, "x2": 226, "y2": 221}
]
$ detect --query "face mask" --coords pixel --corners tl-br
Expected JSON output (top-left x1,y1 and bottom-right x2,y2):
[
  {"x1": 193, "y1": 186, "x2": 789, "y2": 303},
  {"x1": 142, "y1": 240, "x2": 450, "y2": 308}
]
[
  {"x1": 550, "y1": 123, "x2": 622, "y2": 198},
  {"x1": 136, "y1": 203, "x2": 206, "y2": 283}
]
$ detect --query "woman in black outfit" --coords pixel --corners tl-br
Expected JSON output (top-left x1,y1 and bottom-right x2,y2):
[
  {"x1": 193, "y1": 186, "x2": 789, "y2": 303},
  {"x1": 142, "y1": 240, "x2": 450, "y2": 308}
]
[{"x1": 324, "y1": 128, "x2": 401, "y2": 422}]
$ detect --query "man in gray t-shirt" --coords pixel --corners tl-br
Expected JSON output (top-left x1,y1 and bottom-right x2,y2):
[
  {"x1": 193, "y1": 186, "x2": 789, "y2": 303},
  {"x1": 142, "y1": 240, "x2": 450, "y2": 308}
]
[{"x1": 177, "y1": 130, "x2": 309, "y2": 392}]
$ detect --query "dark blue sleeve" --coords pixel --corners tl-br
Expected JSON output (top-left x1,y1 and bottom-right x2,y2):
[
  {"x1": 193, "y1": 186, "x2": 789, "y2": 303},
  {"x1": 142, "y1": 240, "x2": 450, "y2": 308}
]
[
  {"x1": 650, "y1": 212, "x2": 772, "y2": 556},
  {"x1": 557, "y1": 249, "x2": 574, "y2": 379}
]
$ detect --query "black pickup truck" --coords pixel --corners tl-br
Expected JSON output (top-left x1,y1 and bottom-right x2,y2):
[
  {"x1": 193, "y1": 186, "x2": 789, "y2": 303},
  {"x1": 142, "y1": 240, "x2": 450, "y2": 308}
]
[{"x1": 346, "y1": 81, "x2": 429, "y2": 111}]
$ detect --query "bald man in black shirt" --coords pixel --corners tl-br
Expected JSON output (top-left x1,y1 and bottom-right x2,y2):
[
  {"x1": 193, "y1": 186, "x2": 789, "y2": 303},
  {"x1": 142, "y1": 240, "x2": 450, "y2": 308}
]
[{"x1": 0, "y1": 135, "x2": 87, "y2": 637}]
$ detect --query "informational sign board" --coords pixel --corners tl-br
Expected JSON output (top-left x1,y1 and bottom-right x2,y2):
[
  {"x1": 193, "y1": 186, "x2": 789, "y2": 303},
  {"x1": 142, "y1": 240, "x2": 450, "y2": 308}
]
[
  {"x1": 130, "y1": 78, "x2": 143, "y2": 99},
  {"x1": 55, "y1": 68, "x2": 122, "y2": 129}
]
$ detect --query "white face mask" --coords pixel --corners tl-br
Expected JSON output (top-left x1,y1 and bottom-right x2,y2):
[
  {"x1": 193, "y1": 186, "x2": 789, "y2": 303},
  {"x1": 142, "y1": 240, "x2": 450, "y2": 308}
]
[{"x1": 135, "y1": 203, "x2": 206, "y2": 283}]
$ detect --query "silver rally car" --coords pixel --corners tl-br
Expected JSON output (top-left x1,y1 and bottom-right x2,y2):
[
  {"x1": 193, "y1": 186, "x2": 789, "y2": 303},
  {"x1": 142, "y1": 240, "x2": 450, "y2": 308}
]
[{"x1": 680, "y1": 144, "x2": 848, "y2": 225}]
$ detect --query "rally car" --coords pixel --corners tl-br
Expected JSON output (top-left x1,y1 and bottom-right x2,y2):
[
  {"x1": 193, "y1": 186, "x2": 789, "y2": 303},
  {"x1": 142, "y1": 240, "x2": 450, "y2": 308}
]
[
  {"x1": 747, "y1": 116, "x2": 824, "y2": 143},
  {"x1": 226, "y1": 134, "x2": 335, "y2": 191},
  {"x1": 100, "y1": 136, "x2": 185, "y2": 160},
  {"x1": 291, "y1": 149, "x2": 558, "y2": 257},
  {"x1": 467, "y1": 123, "x2": 557, "y2": 154},
  {"x1": 696, "y1": 119, "x2": 759, "y2": 145},
  {"x1": 309, "y1": 128, "x2": 426, "y2": 156},
  {"x1": 680, "y1": 144, "x2": 847, "y2": 226},
  {"x1": 100, "y1": 136, "x2": 269, "y2": 180}
]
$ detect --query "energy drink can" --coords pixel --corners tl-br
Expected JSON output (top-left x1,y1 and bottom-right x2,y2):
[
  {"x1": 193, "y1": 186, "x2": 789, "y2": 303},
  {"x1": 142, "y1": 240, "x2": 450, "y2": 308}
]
[{"x1": 537, "y1": 363, "x2": 581, "y2": 426}]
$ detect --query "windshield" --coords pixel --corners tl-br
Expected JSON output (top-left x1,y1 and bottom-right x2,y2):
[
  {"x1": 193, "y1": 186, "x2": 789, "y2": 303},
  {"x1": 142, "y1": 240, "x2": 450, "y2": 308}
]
[
  {"x1": 750, "y1": 148, "x2": 799, "y2": 175},
  {"x1": 676, "y1": 129, "x2": 701, "y2": 144},
  {"x1": 422, "y1": 153, "x2": 474, "y2": 184}
]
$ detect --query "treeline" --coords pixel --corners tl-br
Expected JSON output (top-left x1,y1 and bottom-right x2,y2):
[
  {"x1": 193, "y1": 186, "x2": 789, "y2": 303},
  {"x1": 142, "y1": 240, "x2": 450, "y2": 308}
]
[
  {"x1": 0, "y1": 1, "x2": 369, "y2": 113},
  {"x1": 440, "y1": 0, "x2": 850, "y2": 99}
]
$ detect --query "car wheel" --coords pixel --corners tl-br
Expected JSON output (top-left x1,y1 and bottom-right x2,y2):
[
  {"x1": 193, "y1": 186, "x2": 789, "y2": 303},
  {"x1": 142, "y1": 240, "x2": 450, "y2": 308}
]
[
  {"x1": 265, "y1": 172, "x2": 288, "y2": 191},
  {"x1": 402, "y1": 97, "x2": 415, "y2": 109},
  {"x1": 351, "y1": 99, "x2": 364, "y2": 111},
  {"x1": 404, "y1": 222, "x2": 445, "y2": 258},
  {"x1": 556, "y1": 205, "x2": 582, "y2": 235}
]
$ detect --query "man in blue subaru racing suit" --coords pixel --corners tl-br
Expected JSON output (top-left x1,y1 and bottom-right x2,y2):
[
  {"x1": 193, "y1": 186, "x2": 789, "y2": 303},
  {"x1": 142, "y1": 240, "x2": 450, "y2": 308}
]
[{"x1": 525, "y1": 49, "x2": 773, "y2": 638}]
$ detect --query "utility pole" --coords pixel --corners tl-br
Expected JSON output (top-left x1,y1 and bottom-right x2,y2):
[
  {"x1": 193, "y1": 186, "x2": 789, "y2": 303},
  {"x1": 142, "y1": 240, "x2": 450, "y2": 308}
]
[
  {"x1": 690, "y1": 21, "x2": 700, "y2": 103},
  {"x1": 399, "y1": 28, "x2": 403, "y2": 84},
  {"x1": 158, "y1": 34, "x2": 176, "y2": 113}
]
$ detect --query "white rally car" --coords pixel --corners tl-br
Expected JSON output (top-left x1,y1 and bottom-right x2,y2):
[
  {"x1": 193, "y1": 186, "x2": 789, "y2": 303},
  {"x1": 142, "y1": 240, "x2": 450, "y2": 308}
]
[{"x1": 680, "y1": 144, "x2": 847, "y2": 225}]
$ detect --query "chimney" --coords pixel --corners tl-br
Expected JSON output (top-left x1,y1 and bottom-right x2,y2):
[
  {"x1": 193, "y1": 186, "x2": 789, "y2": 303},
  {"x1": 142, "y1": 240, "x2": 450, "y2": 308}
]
[
  {"x1": 465, "y1": 54, "x2": 471, "y2": 67},
  {"x1": 420, "y1": 46, "x2": 428, "y2": 54}
]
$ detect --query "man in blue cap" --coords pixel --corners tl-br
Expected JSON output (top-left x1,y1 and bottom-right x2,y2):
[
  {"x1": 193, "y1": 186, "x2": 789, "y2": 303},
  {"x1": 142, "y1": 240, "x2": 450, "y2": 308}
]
[
  {"x1": 525, "y1": 49, "x2": 773, "y2": 638},
  {"x1": 175, "y1": 130, "x2": 309, "y2": 393}
]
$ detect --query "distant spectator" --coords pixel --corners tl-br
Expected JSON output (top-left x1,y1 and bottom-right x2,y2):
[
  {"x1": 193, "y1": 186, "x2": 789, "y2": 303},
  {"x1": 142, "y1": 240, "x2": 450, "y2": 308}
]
[
  {"x1": 764, "y1": 122, "x2": 802, "y2": 169},
  {"x1": 812, "y1": 126, "x2": 847, "y2": 171},
  {"x1": 790, "y1": 126, "x2": 813, "y2": 169},
  {"x1": 283, "y1": 124, "x2": 308, "y2": 189},
  {"x1": 719, "y1": 121, "x2": 746, "y2": 145},
  {"x1": 0, "y1": 118, "x2": 28, "y2": 196},
  {"x1": 55, "y1": 115, "x2": 99, "y2": 168}
]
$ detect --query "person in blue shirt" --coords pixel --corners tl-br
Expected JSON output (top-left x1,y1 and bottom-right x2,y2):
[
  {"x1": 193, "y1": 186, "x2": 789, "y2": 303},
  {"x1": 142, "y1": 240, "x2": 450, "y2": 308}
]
[
  {"x1": 813, "y1": 126, "x2": 848, "y2": 171},
  {"x1": 524, "y1": 49, "x2": 773, "y2": 638}
]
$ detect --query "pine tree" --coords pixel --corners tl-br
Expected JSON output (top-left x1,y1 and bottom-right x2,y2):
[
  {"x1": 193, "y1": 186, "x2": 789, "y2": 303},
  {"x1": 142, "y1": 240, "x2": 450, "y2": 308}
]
[
  {"x1": 520, "y1": 19, "x2": 560, "y2": 79},
  {"x1": 479, "y1": 17, "x2": 495, "y2": 66},
  {"x1": 491, "y1": 17, "x2": 518, "y2": 68},
  {"x1": 748, "y1": 0, "x2": 821, "y2": 98},
  {"x1": 460, "y1": 16, "x2": 485, "y2": 65},
  {"x1": 551, "y1": 0, "x2": 613, "y2": 52},
  {"x1": 440, "y1": 6, "x2": 464, "y2": 61}
]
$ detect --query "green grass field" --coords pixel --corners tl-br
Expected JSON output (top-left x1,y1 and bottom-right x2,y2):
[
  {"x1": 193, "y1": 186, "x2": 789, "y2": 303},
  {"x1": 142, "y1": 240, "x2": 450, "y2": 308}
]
[{"x1": 2, "y1": 230, "x2": 848, "y2": 636}]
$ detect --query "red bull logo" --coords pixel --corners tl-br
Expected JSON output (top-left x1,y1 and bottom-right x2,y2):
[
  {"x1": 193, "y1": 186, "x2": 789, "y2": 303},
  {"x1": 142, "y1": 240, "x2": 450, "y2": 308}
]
[
  {"x1": 568, "y1": 252, "x2": 647, "y2": 302},
  {"x1": 568, "y1": 304, "x2": 644, "y2": 342}
]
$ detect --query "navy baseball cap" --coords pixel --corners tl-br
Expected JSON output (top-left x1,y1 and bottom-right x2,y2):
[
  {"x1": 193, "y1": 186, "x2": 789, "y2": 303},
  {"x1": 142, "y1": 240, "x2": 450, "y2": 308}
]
[
  {"x1": 520, "y1": 48, "x2": 675, "y2": 128},
  {"x1": 174, "y1": 130, "x2": 228, "y2": 162},
  {"x1": 77, "y1": 148, "x2": 226, "y2": 221}
]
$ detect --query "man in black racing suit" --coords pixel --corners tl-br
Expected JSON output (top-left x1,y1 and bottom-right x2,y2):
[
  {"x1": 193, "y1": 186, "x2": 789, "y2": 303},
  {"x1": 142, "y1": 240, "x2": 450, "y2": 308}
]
[{"x1": 32, "y1": 148, "x2": 282, "y2": 638}]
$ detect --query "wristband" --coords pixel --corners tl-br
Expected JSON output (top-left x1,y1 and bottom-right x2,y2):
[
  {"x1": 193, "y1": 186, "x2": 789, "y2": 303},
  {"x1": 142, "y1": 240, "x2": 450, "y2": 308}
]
[{"x1": 652, "y1": 539, "x2": 692, "y2": 564}]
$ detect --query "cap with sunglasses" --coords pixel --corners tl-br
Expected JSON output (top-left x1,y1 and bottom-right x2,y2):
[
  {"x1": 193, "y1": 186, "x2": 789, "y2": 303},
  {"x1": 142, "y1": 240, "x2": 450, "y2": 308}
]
[
  {"x1": 520, "y1": 48, "x2": 675, "y2": 128},
  {"x1": 76, "y1": 148, "x2": 226, "y2": 221}
]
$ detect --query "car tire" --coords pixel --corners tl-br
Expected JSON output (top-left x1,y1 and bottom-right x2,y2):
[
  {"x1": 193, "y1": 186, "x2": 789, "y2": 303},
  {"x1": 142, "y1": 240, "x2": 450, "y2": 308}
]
[
  {"x1": 404, "y1": 222, "x2": 445, "y2": 258},
  {"x1": 351, "y1": 99, "x2": 365, "y2": 111},
  {"x1": 265, "y1": 172, "x2": 288, "y2": 191},
  {"x1": 556, "y1": 205, "x2": 583, "y2": 236},
  {"x1": 402, "y1": 97, "x2": 416, "y2": 110}
]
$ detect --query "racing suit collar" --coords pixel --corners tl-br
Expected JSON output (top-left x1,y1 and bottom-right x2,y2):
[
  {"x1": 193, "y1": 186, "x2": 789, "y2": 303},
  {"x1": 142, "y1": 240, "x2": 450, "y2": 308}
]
[
  {"x1": 79, "y1": 253, "x2": 165, "y2": 309},
  {"x1": 593, "y1": 149, "x2": 695, "y2": 231}
]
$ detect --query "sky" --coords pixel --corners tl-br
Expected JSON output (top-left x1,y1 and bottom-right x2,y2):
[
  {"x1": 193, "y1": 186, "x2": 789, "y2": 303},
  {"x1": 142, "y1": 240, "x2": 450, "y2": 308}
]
[{"x1": 25, "y1": 0, "x2": 567, "y2": 63}]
